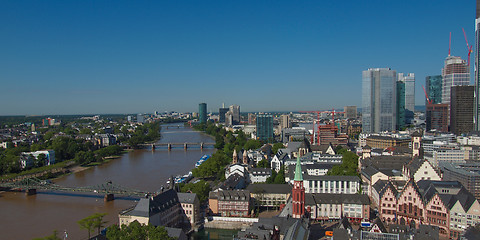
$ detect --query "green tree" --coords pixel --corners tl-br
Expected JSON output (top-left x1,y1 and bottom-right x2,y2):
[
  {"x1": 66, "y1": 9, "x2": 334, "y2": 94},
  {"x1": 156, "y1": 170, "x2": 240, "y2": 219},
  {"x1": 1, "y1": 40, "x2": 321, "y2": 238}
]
[
  {"x1": 271, "y1": 143, "x2": 285, "y2": 155},
  {"x1": 180, "y1": 180, "x2": 211, "y2": 202},
  {"x1": 106, "y1": 221, "x2": 174, "y2": 240},
  {"x1": 257, "y1": 159, "x2": 269, "y2": 168},
  {"x1": 244, "y1": 139, "x2": 262, "y2": 150},
  {"x1": 77, "y1": 214, "x2": 96, "y2": 239}
]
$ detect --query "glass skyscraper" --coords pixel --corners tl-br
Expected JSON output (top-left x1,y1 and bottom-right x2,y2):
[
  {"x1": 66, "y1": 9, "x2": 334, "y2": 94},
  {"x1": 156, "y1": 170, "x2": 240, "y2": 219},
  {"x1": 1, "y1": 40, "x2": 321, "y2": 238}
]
[
  {"x1": 396, "y1": 81, "x2": 405, "y2": 130},
  {"x1": 425, "y1": 75, "x2": 443, "y2": 104},
  {"x1": 256, "y1": 114, "x2": 273, "y2": 142},
  {"x1": 398, "y1": 73, "x2": 415, "y2": 124},
  {"x1": 362, "y1": 68, "x2": 397, "y2": 133},
  {"x1": 475, "y1": 0, "x2": 480, "y2": 130},
  {"x1": 442, "y1": 56, "x2": 470, "y2": 105},
  {"x1": 199, "y1": 103, "x2": 207, "y2": 123}
]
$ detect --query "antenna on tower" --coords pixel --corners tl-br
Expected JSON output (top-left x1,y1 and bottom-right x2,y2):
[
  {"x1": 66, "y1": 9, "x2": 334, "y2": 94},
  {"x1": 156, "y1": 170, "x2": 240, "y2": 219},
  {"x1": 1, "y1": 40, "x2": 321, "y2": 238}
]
[{"x1": 449, "y1": 32, "x2": 451, "y2": 56}]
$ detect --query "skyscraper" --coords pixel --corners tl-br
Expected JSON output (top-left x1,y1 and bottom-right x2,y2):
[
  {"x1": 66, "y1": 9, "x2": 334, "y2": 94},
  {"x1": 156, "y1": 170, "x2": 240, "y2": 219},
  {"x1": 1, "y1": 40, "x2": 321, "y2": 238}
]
[
  {"x1": 475, "y1": 0, "x2": 480, "y2": 130},
  {"x1": 362, "y1": 68, "x2": 397, "y2": 133},
  {"x1": 398, "y1": 73, "x2": 415, "y2": 123},
  {"x1": 425, "y1": 75, "x2": 443, "y2": 105},
  {"x1": 219, "y1": 103, "x2": 228, "y2": 123},
  {"x1": 199, "y1": 103, "x2": 207, "y2": 123},
  {"x1": 396, "y1": 80, "x2": 405, "y2": 130},
  {"x1": 450, "y1": 86, "x2": 474, "y2": 135},
  {"x1": 229, "y1": 105, "x2": 240, "y2": 124},
  {"x1": 280, "y1": 114, "x2": 291, "y2": 129},
  {"x1": 256, "y1": 114, "x2": 273, "y2": 142},
  {"x1": 442, "y1": 56, "x2": 470, "y2": 105},
  {"x1": 426, "y1": 104, "x2": 449, "y2": 132}
]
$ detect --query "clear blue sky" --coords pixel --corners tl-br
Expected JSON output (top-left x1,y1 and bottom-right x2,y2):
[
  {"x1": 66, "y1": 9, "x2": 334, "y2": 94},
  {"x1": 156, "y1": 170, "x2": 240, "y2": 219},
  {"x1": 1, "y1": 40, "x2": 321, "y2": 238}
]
[{"x1": 0, "y1": 1, "x2": 476, "y2": 115}]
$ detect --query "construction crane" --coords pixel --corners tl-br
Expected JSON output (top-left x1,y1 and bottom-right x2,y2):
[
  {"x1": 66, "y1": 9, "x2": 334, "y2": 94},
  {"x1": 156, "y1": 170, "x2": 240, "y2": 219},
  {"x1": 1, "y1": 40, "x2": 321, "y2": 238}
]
[
  {"x1": 422, "y1": 85, "x2": 432, "y2": 105},
  {"x1": 320, "y1": 109, "x2": 346, "y2": 125},
  {"x1": 463, "y1": 28, "x2": 473, "y2": 66}
]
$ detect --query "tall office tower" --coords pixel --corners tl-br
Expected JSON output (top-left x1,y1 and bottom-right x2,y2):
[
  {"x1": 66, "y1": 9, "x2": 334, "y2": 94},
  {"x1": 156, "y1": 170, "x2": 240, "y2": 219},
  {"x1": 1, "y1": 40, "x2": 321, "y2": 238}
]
[
  {"x1": 362, "y1": 68, "x2": 397, "y2": 133},
  {"x1": 229, "y1": 105, "x2": 240, "y2": 124},
  {"x1": 344, "y1": 106, "x2": 357, "y2": 119},
  {"x1": 442, "y1": 56, "x2": 470, "y2": 105},
  {"x1": 281, "y1": 114, "x2": 291, "y2": 129},
  {"x1": 396, "y1": 80, "x2": 406, "y2": 130},
  {"x1": 425, "y1": 75, "x2": 443, "y2": 105},
  {"x1": 475, "y1": 0, "x2": 480, "y2": 130},
  {"x1": 219, "y1": 103, "x2": 229, "y2": 123},
  {"x1": 256, "y1": 114, "x2": 274, "y2": 142},
  {"x1": 199, "y1": 103, "x2": 207, "y2": 123},
  {"x1": 450, "y1": 86, "x2": 474, "y2": 135},
  {"x1": 398, "y1": 73, "x2": 415, "y2": 123}
]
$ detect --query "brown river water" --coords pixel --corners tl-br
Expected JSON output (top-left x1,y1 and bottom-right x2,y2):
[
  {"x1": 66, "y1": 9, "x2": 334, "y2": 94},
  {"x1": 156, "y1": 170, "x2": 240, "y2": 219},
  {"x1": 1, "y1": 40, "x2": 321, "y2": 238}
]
[{"x1": 0, "y1": 123, "x2": 215, "y2": 240}]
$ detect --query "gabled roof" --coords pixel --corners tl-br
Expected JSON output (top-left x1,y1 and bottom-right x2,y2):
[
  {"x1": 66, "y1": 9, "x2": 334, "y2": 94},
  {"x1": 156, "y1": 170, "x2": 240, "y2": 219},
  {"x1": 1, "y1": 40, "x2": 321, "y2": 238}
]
[
  {"x1": 376, "y1": 180, "x2": 399, "y2": 199},
  {"x1": 362, "y1": 165, "x2": 381, "y2": 179},
  {"x1": 337, "y1": 217, "x2": 352, "y2": 230},
  {"x1": 371, "y1": 217, "x2": 387, "y2": 233},
  {"x1": 400, "y1": 178, "x2": 424, "y2": 204}
]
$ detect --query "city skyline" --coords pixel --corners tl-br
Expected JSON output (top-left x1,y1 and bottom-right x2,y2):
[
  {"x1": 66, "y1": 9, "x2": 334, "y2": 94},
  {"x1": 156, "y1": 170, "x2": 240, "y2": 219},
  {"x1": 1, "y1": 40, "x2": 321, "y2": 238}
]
[{"x1": 0, "y1": 1, "x2": 476, "y2": 115}]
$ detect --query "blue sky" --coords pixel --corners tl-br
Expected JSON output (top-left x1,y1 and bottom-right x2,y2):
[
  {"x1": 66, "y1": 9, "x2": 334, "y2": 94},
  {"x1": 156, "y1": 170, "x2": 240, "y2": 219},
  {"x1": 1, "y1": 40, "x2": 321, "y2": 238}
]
[{"x1": 0, "y1": 1, "x2": 476, "y2": 115}]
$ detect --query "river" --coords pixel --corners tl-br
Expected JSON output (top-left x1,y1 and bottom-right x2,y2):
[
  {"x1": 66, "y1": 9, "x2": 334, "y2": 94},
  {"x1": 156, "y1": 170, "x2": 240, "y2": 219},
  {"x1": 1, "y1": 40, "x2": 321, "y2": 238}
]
[{"x1": 0, "y1": 123, "x2": 215, "y2": 240}]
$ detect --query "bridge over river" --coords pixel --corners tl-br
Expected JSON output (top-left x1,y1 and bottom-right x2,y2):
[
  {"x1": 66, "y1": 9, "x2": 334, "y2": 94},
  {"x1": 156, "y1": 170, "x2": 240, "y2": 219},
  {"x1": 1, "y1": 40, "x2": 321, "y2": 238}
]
[
  {"x1": 0, "y1": 177, "x2": 151, "y2": 201},
  {"x1": 139, "y1": 142, "x2": 215, "y2": 150}
]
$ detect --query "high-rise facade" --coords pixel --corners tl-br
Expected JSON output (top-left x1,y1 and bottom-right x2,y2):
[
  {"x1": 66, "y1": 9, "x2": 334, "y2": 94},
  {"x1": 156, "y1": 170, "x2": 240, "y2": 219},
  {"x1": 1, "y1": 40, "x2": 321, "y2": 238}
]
[
  {"x1": 442, "y1": 56, "x2": 470, "y2": 105},
  {"x1": 199, "y1": 103, "x2": 207, "y2": 123},
  {"x1": 425, "y1": 75, "x2": 443, "y2": 104},
  {"x1": 229, "y1": 105, "x2": 240, "y2": 124},
  {"x1": 256, "y1": 114, "x2": 273, "y2": 142},
  {"x1": 280, "y1": 114, "x2": 291, "y2": 129},
  {"x1": 398, "y1": 73, "x2": 415, "y2": 123},
  {"x1": 426, "y1": 104, "x2": 449, "y2": 132},
  {"x1": 396, "y1": 81, "x2": 405, "y2": 130},
  {"x1": 475, "y1": 0, "x2": 480, "y2": 130},
  {"x1": 219, "y1": 105, "x2": 229, "y2": 123},
  {"x1": 362, "y1": 68, "x2": 397, "y2": 133},
  {"x1": 450, "y1": 86, "x2": 474, "y2": 135}
]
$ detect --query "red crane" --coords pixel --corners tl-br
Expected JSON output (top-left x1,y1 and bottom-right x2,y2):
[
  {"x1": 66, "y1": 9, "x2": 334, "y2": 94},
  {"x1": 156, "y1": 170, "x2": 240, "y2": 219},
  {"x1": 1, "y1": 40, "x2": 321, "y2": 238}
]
[
  {"x1": 422, "y1": 85, "x2": 432, "y2": 105},
  {"x1": 320, "y1": 109, "x2": 346, "y2": 125},
  {"x1": 462, "y1": 28, "x2": 473, "y2": 66}
]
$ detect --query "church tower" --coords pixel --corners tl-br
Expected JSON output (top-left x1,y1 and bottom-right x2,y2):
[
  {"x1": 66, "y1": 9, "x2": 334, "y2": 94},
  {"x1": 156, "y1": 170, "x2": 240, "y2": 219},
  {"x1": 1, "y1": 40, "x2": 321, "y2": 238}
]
[
  {"x1": 232, "y1": 149, "x2": 238, "y2": 164},
  {"x1": 242, "y1": 150, "x2": 249, "y2": 165},
  {"x1": 411, "y1": 131, "x2": 422, "y2": 157},
  {"x1": 292, "y1": 156, "x2": 305, "y2": 218}
]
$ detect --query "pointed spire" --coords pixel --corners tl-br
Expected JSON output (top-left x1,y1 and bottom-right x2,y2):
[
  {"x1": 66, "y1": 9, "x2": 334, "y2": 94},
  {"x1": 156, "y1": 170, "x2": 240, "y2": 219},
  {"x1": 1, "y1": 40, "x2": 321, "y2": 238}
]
[{"x1": 294, "y1": 156, "x2": 303, "y2": 181}]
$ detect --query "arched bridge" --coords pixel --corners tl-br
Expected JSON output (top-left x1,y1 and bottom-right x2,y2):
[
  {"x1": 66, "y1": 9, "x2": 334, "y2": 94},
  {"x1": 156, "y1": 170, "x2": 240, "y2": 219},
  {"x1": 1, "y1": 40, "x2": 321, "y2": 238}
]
[{"x1": 0, "y1": 177, "x2": 151, "y2": 201}]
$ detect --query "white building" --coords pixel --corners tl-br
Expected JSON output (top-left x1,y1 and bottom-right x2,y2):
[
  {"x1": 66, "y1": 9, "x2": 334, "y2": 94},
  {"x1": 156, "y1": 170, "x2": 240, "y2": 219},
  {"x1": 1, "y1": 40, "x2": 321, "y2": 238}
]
[
  {"x1": 303, "y1": 175, "x2": 360, "y2": 194},
  {"x1": 20, "y1": 150, "x2": 55, "y2": 169}
]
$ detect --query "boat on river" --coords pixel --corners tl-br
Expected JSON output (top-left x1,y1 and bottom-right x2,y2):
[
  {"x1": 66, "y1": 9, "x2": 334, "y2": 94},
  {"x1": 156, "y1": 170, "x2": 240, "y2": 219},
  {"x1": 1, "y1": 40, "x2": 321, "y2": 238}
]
[{"x1": 195, "y1": 154, "x2": 210, "y2": 168}]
